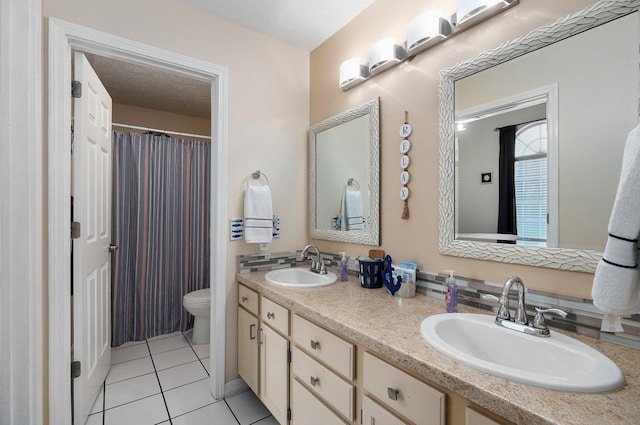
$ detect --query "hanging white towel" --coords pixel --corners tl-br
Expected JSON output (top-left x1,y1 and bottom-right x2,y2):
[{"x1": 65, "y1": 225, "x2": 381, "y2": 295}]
[
  {"x1": 343, "y1": 190, "x2": 365, "y2": 231},
  {"x1": 244, "y1": 184, "x2": 273, "y2": 244},
  {"x1": 592, "y1": 123, "x2": 640, "y2": 327}
]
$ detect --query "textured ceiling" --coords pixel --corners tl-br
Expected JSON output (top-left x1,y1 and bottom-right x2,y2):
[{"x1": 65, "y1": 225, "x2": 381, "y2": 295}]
[
  {"x1": 86, "y1": 1, "x2": 374, "y2": 120},
  {"x1": 85, "y1": 54, "x2": 211, "y2": 119}
]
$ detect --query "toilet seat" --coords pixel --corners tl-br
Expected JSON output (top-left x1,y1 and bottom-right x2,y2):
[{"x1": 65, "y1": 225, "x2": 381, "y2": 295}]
[{"x1": 184, "y1": 288, "x2": 210, "y2": 305}]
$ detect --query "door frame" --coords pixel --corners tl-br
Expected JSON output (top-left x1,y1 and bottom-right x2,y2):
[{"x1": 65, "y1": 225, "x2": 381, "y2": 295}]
[
  {"x1": 48, "y1": 18, "x2": 228, "y2": 423},
  {"x1": 0, "y1": 0, "x2": 43, "y2": 424}
]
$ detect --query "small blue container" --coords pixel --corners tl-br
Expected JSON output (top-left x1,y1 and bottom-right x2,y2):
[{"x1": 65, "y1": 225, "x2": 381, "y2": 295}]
[{"x1": 358, "y1": 259, "x2": 383, "y2": 289}]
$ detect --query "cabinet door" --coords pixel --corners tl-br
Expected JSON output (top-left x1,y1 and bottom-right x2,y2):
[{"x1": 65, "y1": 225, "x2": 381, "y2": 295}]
[
  {"x1": 291, "y1": 379, "x2": 346, "y2": 425},
  {"x1": 466, "y1": 407, "x2": 504, "y2": 425},
  {"x1": 260, "y1": 324, "x2": 289, "y2": 425},
  {"x1": 362, "y1": 396, "x2": 409, "y2": 425},
  {"x1": 238, "y1": 307, "x2": 259, "y2": 394}
]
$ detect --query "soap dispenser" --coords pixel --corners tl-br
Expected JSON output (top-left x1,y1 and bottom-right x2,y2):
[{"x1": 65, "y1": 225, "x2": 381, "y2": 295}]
[
  {"x1": 445, "y1": 270, "x2": 458, "y2": 313},
  {"x1": 339, "y1": 252, "x2": 349, "y2": 282}
]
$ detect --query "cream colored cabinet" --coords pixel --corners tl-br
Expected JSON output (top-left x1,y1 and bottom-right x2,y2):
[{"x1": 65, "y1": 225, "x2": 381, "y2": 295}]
[
  {"x1": 291, "y1": 314, "x2": 355, "y2": 423},
  {"x1": 260, "y1": 322, "x2": 289, "y2": 425},
  {"x1": 291, "y1": 378, "x2": 347, "y2": 425},
  {"x1": 362, "y1": 395, "x2": 408, "y2": 425},
  {"x1": 239, "y1": 284, "x2": 259, "y2": 315},
  {"x1": 465, "y1": 407, "x2": 503, "y2": 425},
  {"x1": 237, "y1": 307, "x2": 259, "y2": 394},
  {"x1": 259, "y1": 296, "x2": 290, "y2": 425},
  {"x1": 363, "y1": 352, "x2": 445, "y2": 425},
  {"x1": 237, "y1": 284, "x2": 290, "y2": 425},
  {"x1": 238, "y1": 285, "x2": 260, "y2": 394}
]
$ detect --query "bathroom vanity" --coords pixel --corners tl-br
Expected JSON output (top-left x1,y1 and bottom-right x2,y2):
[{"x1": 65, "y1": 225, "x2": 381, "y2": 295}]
[{"x1": 237, "y1": 271, "x2": 640, "y2": 425}]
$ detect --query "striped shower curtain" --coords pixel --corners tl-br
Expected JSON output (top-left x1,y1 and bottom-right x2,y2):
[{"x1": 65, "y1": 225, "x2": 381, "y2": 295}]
[{"x1": 111, "y1": 131, "x2": 210, "y2": 347}]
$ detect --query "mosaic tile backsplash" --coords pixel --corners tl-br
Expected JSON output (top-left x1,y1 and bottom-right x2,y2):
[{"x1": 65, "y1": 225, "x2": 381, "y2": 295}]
[{"x1": 237, "y1": 251, "x2": 640, "y2": 350}]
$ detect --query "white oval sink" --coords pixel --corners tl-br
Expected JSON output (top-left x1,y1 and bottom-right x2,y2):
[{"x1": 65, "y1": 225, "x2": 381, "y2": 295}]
[
  {"x1": 265, "y1": 268, "x2": 337, "y2": 288},
  {"x1": 420, "y1": 313, "x2": 624, "y2": 392}
]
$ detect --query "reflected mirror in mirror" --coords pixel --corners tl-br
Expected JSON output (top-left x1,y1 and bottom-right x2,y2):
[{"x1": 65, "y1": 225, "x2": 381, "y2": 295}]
[
  {"x1": 456, "y1": 85, "x2": 557, "y2": 247},
  {"x1": 440, "y1": 0, "x2": 640, "y2": 271},
  {"x1": 310, "y1": 97, "x2": 380, "y2": 245}
]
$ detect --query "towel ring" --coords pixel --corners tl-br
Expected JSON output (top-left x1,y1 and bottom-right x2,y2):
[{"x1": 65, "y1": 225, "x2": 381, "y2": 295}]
[
  {"x1": 247, "y1": 170, "x2": 269, "y2": 187},
  {"x1": 345, "y1": 177, "x2": 360, "y2": 191}
]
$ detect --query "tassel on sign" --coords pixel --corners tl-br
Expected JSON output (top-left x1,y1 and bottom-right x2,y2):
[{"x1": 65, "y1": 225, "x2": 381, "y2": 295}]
[{"x1": 402, "y1": 199, "x2": 410, "y2": 219}]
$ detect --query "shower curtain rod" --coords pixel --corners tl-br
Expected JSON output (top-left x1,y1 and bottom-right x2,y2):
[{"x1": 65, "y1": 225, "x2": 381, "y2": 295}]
[{"x1": 112, "y1": 122, "x2": 211, "y2": 140}]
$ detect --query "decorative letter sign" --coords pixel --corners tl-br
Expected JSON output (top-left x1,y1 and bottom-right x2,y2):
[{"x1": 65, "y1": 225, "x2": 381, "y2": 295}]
[{"x1": 400, "y1": 112, "x2": 411, "y2": 219}]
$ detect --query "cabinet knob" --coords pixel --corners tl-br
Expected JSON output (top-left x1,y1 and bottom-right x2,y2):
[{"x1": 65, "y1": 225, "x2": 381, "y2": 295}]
[
  {"x1": 249, "y1": 324, "x2": 256, "y2": 340},
  {"x1": 310, "y1": 376, "x2": 320, "y2": 387},
  {"x1": 257, "y1": 328, "x2": 264, "y2": 345},
  {"x1": 267, "y1": 311, "x2": 275, "y2": 320},
  {"x1": 310, "y1": 340, "x2": 320, "y2": 350},
  {"x1": 387, "y1": 387, "x2": 399, "y2": 401},
  {"x1": 241, "y1": 296, "x2": 248, "y2": 303}
]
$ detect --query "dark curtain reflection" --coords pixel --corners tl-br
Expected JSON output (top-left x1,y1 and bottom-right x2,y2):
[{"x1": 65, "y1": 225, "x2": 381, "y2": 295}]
[{"x1": 497, "y1": 125, "x2": 517, "y2": 243}]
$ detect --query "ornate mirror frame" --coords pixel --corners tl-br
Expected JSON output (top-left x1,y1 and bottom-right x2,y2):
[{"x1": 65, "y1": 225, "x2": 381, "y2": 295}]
[
  {"x1": 310, "y1": 97, "x2": 380, "y2": 245},
  {"x1": 439, "y1": 0, "x2": 639, "y2": 272}
]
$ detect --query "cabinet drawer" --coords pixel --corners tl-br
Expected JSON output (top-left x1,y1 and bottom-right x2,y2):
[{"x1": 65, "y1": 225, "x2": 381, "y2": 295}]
[
  {"x1": 292, "y1": 347, "x2": 354, "y2": 421},
  {"x1": 292, "y1": 315, "x2": 354, "y2": 380},
  {"x1": 291, "y1": 379, "x2": 347, "y2": 425},
  {"x1": 362, "y1": 395, "x2": 409, "y2": 425},
  {"x1": 238, "y1": 284, "x2": 259, "y2": 315},
  {"x1": 261, "y1": 297, "x2": 289, "y2": 336},
  {"x1": 465, "y1": 407, "x2": 503, "y2": 425},
  {"x1": 363, "y1": 352, "x2": 445, "y2": 425}
]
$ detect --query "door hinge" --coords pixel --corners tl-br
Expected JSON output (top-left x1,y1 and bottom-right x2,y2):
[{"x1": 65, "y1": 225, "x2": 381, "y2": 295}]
[
  {"x1": 71, "y1": 361, "x2": 81, "y2": 379},
  {"x1": 287, "y1": 349, "x2": 291, "y2": 364},
  {"x1": 71, "y1": 80, "x2": 82, "y2": 98},
  {"x1": 71, "y1": 221, "x2": 81, "y2": 239},
  {"x1": 287, "y1": 408, "x2": 291, "y2": 421}
]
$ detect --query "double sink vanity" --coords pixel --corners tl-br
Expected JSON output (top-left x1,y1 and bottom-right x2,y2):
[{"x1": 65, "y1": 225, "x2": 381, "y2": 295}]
[{"x1": 237, "y1": 267, "x2": 640, "y2": 425}]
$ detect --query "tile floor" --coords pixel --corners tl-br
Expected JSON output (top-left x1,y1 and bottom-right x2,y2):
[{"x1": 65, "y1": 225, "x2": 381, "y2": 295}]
[{"x1": 86, "y1": 331, "x2": 278, "y2": 425}]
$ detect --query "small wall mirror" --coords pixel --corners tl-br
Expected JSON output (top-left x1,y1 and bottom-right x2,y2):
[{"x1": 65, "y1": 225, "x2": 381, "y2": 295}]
[
  {"x1": 439, "y1": 0, "x2": 640, "y2": 272},
  {"x1": 310, "y1": 97, "x2": 380, "y2": 245}
]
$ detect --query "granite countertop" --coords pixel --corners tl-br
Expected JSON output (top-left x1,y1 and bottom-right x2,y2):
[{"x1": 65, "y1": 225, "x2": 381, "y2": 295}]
[{"x1": 237, "y1": 270, "x2": 640, "y2": 425}]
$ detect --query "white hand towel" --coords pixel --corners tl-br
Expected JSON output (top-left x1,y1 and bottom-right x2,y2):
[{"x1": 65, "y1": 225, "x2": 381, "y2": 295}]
[
  {"x1": 244, "y1": 184, "x2": 273, "y2": 244},
  {"x1": 345, "y1": 190, "x2": 365, "y2": 231},
  {"x1": 592, "y1": 123, "x2": 640, "y2": 323}
]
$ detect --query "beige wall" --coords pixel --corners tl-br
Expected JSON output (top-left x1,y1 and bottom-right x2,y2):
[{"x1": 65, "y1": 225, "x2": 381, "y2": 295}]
[
  {"x1": 309, "y1": 0, "x2": 603, "y2": 299},
  {"x1": 112, "y1": 103, "x2": 212, "y2": 139},
  {"x1": 45, "y1": 0, "x2": 310, "y2": 384}
]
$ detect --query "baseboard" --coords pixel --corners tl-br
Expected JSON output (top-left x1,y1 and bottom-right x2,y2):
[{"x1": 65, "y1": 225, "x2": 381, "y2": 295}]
[{"x1": 224, "y1": 378, "x2": 249, "y2": 398}]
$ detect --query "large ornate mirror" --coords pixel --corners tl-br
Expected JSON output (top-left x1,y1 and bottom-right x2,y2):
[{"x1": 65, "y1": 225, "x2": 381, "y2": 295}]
[
  {"x1": 310, "y1": 97, "x2": 380, "y2": 245},
  {"x1": 439, "y1": 0, "x2": 640, "y2": 272}
]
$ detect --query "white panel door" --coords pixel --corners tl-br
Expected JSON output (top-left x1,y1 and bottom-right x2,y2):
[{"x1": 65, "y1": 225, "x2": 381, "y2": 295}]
[{"x1": 73, "y1": 52, "x2": 112, "y2": 425}]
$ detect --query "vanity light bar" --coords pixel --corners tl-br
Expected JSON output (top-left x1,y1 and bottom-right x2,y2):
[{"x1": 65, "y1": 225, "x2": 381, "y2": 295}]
[
  {"x1": 368, "y1": 38, "x2": 407, "y2": 76},
  {"x1": 407, "y1": 11, "x2": 452, "y2": 57},
  {"x1": 455, "y1": 0, "x2": 517, "y2": 29},
  {"x1": 339, "y1": 0, "x2": 519, "y2": 91},
  {"x1": 339, "y1": 58, "x2": 369, "y2": 90}
]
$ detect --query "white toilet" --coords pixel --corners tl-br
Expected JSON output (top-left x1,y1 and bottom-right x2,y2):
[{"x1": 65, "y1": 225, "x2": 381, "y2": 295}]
[{"x1": 183, "y1": 288, "x2": 211, "y2": 344}]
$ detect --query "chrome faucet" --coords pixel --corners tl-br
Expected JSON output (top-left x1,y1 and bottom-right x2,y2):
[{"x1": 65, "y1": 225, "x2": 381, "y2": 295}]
[
  {"x1": 301, "y1": 244, "x2": 327, "y2": 274},
  {"x1": 482, "y1": 275, "x2": 567, "y2": 338},
  {"x1": 497, "y1": 276, "x2": 528, "y2": 325}
]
